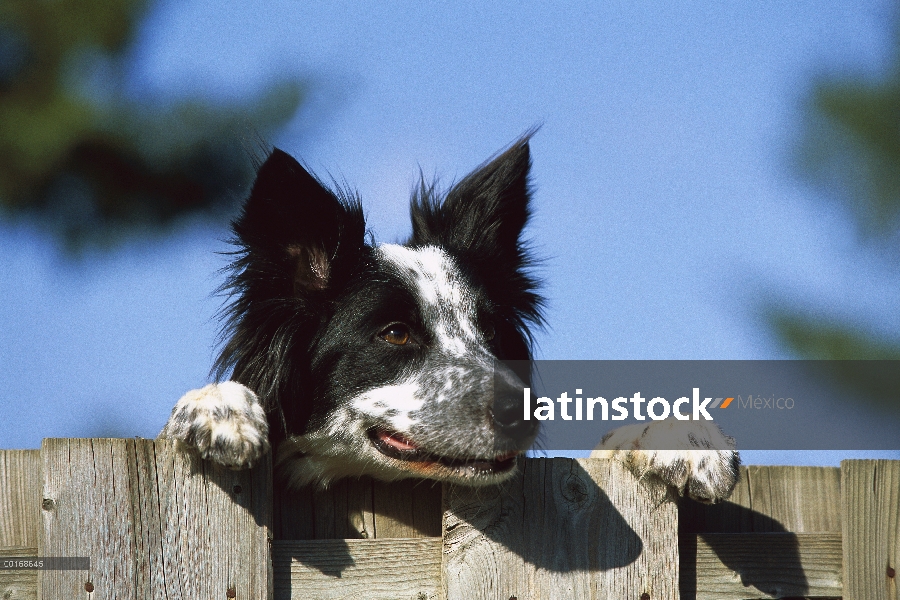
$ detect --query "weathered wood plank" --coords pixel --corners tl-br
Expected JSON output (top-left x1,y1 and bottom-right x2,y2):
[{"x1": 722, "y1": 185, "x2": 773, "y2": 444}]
[
  {"x1": 442, "y1": 457, "x2": 679, "y2": 600},
  {"x1": 273, "y1": 476, "x2": 316, "y2": 539},
  {"x1": 39, "y1": 438, "x2": 272, "y2": 599},
  {"x1": 273, "y1": 538, "x2": 441, "y2": 599},
  {"x1": 39, "y1": 438, "x2": 131, "y2": 598},
  {"x1": 680, "y1": 532, "x2": 842, "y2": 599},
  {"x1": 372, "y1": 479, "x2": 442, "y2": 539},
  {"x1": 309, "y1": 478, "x2": 379, "y2": 540},
  {"x1": 274, "y1": 476, "x2": 441, "y2": 540},
  {"x1": 680, "y1": 465, "x2": 841, "y2": 535},
  {"x1": 340, "y1": 478, "x2": 377, "y2": 540},
  {"x1": 680, "y1": 465, "x2": 753, "y2": 533},
  {"x1": 842, "y1": 459, "x2": 900, "y2": 600},
  {"x1": 0, "y1": 546, "x2": 38, "y2": 600},
  {"x1": 0, "y1": 450, "x2": 42, "y2": 548},
  {"x1": 746, "y1": 466, "x2": 841, "y2": 533}
]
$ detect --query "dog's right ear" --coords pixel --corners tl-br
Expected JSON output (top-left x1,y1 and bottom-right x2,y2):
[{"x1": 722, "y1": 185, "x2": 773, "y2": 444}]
[{"x1": 233, "y1": 148, "x2": 367, "y2": 295}]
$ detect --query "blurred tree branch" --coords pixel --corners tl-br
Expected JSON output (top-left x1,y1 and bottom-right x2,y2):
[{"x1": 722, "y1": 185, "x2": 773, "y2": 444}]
[
  {"x1": 0, "y1": 0, "x2": 304, "y2": 249},
  {"x1": 770, "y1": 7, "x2": 900, "y2": 408}
]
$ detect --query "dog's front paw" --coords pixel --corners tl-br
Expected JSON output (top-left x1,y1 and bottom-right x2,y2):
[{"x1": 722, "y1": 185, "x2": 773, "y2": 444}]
[
  {"x1": 159, "y1": 381, "x2": 270, "y2": 469},
  {"x1": 592, "y1": 420, "x2": 740, "y2": 503}
]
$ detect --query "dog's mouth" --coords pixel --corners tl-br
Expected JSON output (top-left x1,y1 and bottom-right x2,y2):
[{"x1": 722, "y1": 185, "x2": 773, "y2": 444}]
[{"x1": 368, "y1": 427, "x2": 520, "y2": 477}]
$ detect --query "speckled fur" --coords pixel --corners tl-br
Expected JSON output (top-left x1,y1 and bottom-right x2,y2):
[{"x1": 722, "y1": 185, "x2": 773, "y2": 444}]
[
  {"x1": 158, "y1": 137, "x2": 740, "y2": 503},
  {"x1": 591, "y1": 420, "x2": 740, "y2": 503},
  {"x1": 159, "y1": 381, "x2": 269, "y2": 469}
]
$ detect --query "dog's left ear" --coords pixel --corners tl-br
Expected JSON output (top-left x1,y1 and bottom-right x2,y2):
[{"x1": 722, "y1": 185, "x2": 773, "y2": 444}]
[
  {"x1": 410, "y1": 135, "x2": 533, "y2": 260},
  {"x1": 410, "y1": 134, "x2": 543, "y2": 337}
]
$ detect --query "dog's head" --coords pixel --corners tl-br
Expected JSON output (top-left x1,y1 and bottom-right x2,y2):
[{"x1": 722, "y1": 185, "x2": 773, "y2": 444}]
[{"x1": 215, "y1": 136, "x2": 543, "y2": 487}]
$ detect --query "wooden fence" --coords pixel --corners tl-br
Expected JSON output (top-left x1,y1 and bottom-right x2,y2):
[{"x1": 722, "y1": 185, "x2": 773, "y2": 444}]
[{"x1": 0, "y1": 439, "x2": 897, "y2": 599}]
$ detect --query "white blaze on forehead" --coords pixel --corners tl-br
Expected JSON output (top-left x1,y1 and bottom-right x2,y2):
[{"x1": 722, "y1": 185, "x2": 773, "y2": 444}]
[
  {"x1": 376, "y1": 244, "x2": 460, "y2": 304},
  {"x1": 375, "y1": 244, "x2": 480, "y2": 352}
]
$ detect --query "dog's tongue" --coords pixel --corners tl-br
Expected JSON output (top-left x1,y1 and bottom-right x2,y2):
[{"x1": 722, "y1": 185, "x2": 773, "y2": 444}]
[{"x1": 378, "y1": 430, "x2": 419, "y2": 451}]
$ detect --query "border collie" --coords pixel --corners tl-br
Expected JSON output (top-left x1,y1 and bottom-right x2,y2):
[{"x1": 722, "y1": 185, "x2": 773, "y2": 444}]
[{"x1": 160, "y1": 135, "x2": 739, "y2": 502}]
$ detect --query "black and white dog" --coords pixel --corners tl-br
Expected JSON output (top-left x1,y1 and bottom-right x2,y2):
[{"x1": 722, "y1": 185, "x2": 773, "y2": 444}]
[{"x1": 160, "y1": 135, "x2": 739, "y2": 502}]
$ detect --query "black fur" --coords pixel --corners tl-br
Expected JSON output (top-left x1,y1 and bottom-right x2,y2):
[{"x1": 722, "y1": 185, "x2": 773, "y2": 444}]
[{"x1": 213, "y1": 135, "x2": 543, "y2": 455}]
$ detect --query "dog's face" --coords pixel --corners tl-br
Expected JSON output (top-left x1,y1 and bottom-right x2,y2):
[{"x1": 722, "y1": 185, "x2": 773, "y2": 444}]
[{"x1": 214, "y1": 137, "x2": 543, "y2": 487}]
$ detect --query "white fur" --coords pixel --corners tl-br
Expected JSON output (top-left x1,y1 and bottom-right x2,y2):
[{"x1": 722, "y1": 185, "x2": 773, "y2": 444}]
[
  {"x1": 350, "y1": 382, "x2": 423, "y2": 431},
  {"x1": 158, "y1": 381, "x2": 269, "y2": 469},
  {"x1": 376, "y1": 244, "x2": 481, "y2": 355},
  {"x1": 158, "y1": 245, "x2": 740, "y2": 501},
  {"x1": 591, "y1": 419, "x2": 739, "y2": 503}
]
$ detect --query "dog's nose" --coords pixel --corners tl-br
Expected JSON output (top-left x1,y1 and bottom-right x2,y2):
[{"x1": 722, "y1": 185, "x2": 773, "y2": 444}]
[{"x1": 492, "y1": 390, "x2": 538, "y2": 442}]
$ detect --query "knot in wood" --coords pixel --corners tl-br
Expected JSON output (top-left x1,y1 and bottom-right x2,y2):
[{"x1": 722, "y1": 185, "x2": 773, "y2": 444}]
[
  {"x1": 226, "y1": 586, "x2": 236, "y2": 598},
  {"x1": 41, "y1": 498, "x2": 55, "y2": 511},
  {"x1": 562, "y1": 474, "x2": 587, "y2": 504},
  {"x1": 84, "y1": 582, "x2": 94, "y2": 592}
]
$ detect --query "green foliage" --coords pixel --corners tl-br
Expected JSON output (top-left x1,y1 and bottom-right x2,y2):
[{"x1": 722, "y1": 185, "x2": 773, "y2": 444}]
[
  {"x1": 771, "y1": 312, "x2": 900, "y2": 361},
  {"x1": 0, "y1": 0, "x2": 304, "y2": 249},
  {"x1": 769, "y1": 311, "x2": 900, "y2": 409},
  {"x1": 772, "y1": 11, "x2": 900, "y2": 407},
  {"x1": 800, "y1": 79, "x2": 900, "y2": 235}
]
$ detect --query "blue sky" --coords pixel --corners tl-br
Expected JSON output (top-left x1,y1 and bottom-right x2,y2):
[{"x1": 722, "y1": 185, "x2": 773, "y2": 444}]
[{"x1": 2, "y1": 1, "x2": 898, "y2": 464}]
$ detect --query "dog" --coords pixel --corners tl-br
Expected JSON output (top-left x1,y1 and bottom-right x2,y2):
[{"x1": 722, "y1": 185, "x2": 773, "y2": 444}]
[{"x1": 159, "y1": 135, "x2": 740, "y2": 502}]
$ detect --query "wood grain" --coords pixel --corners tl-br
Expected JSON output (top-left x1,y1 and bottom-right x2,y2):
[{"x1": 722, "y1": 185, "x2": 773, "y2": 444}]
[
  {"x1": 39, "y1": 438, "x2": 272, "y2": 600},
  {"x1": 842, "y1": 459, "x2": 900, "y2": 600},
  {"x1": 745, "y1": 466, "x2": 842, "y2": 533},
  {"x1": 0, "y1": 546, "x2": 38, "y2": 600},
  {"x1": 679, "y1": 465, "x2": 841, "y2": 534},
  {"x1": 680, "y1": 532, "x2": 842, "y2": 599},
  {"x1": 0, "y1": 450, "x2": 42, "y2": 548},
  {"x1": 442, "y1": 457, "x2": 679, "y2": 600},
  {"x1": 274, "y1": 476, "x2": 441, "y2": 540},
  {"x1": 273, "y1": 538, "x2": 441, "y2": 600},
  {"x1": 372, "y1": 478, "x2": 442, "y2": 539},
  {"x1": 4, "y1": 441, "x2": 896, "y2": 599}
]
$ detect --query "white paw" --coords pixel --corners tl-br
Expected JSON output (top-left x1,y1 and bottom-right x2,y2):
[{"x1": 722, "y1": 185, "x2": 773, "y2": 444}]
[
  {"x1": 159, "y1": 381, "x2": 270, "y2": 469},
  {"x1": 592, "y1": 420, "x2": 740, "y2": 503}
]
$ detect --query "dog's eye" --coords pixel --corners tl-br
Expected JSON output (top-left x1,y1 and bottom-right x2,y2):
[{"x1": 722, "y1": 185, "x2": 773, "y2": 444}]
[
  {"x1": 380, "y1": 324, "x2": 410, "y2": 346},
  {"x1": 482, "y1": 321, "x2": 496, "y2": 341}
]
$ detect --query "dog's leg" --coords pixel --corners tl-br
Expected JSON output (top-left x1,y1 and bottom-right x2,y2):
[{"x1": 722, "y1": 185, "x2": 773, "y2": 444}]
[
  {"x1": 591, "y1": 420, "x2": 740, "y2": 503},
  {"x1": 158, "y1": 381, "x2": 270, "y2": 469}
]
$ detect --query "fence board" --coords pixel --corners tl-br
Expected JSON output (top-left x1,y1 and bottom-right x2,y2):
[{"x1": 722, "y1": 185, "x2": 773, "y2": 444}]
[
  {"x1": 842, "y1": 459, "x2": 900, "y2": 600},
  {"x1": 273, "y1": 538, "x2": 441, "y2": 600},
  {"x1": 372, "y1": 479, "x2": 442, "y2": 538},
  {"x1": 39, "y1": 438, "x2": 272, "y2": 600},
  {"x1": 308, "y1": 478, "x2": 372, "y2": 540},
  {"x1": 274, "y1": 476, "x2": 441, "y2": 540},
  {"x1": 3, "y1": 442, "x2": 897, "y2": 600},
  {"x1": 0, "y1": 546, "x2": 38, "y2": 600},
  {"x1": 679, "y1": 466, "x2": 753, "y2": 533},
  {"x1": 680, "y1": 532, "x2": 842, "y2": 599},
  {"x1": 0, "y1": 450, "x2": 42, "y2": 548},
  {"x1": 273, "y1": 477, "x2": 316, "y2": 539},
  {"x1": 680, "y1": 465, "x2": 841, "y2": 534},
  {"x1": 442, "y1": 457, "x2": 678, "y2": 600},
  {"x1": 746, "y1": 466, "x2": 842, "y2": 533}
]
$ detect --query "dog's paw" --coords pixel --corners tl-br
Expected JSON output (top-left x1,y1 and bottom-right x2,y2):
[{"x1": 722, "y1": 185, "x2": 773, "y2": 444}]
[
  {"x1": 159, "y1": 381, "x2": 270, "y2": 469},
  {"x1": 592, "y1": 420, "x2": 740, "y2": 503}
]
